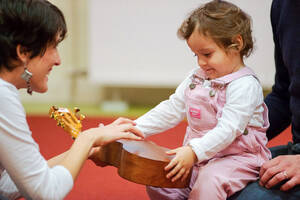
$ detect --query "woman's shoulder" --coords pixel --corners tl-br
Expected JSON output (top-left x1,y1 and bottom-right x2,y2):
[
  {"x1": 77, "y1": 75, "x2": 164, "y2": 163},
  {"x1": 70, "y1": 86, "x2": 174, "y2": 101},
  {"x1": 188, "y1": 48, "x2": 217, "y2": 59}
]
[
  {"x1": 0, "y1": 80, "x2": 20, "y2": 105},
  {"x1": 0, "y1": 78, "x2": 19, "y2": 97},
  {"x1": 0, "y1": 79, "x2": 25, "y2": 117}
]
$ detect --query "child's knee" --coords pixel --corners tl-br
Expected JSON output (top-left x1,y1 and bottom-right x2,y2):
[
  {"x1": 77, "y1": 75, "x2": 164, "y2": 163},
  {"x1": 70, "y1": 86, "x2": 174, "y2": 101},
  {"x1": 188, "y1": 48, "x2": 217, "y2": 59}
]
[
  {"x1": 195, "y1": 168, "x2": 229, "y2": 191},
  {"x1": 191, "y1": 173, "x2": 228, "y2": 199}
]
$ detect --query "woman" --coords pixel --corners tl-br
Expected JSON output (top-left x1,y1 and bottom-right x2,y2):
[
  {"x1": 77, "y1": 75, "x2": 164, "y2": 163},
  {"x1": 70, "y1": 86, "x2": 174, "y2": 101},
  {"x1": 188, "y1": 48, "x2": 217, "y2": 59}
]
[{"x1": 0, "y1": 0, "x2": 144, "y2": 199}]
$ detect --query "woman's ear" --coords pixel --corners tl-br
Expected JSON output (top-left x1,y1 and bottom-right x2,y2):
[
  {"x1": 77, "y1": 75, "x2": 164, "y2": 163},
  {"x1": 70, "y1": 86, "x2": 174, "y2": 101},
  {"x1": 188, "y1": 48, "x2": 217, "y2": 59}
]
[{"x1": 16, "y1": 45, "x2": 29, "y2": 64}]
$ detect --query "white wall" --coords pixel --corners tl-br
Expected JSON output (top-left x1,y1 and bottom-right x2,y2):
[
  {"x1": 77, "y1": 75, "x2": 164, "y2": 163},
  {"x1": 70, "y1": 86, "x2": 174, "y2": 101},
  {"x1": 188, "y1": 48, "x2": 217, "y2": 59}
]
[
  {"x1": 20, "y1": 0, "x2": 275, "y2": 105},
  {"x1": 88, "y1": 0, "x2": 275, "y2": 88}
]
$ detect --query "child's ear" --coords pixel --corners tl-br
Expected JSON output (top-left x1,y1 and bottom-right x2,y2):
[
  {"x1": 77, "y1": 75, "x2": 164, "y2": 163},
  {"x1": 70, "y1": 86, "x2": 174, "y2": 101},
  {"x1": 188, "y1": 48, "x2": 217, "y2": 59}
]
[
  {"x1": 232, "y1": 35, "x2": 243, "y2": 51},
  {"x1": 16, "y1": 44, "x2": 30, "y2": 64}
]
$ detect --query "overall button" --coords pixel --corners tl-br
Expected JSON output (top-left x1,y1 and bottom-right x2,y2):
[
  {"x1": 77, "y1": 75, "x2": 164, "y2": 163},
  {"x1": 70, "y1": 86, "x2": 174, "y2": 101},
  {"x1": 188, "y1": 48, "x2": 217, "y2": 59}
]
[
  {"x1": 209, "y1": 90, "x2": 216, "y2": 97},
  {"x1": 243, "y1": 129, "x2": 248, "y2": 135},
  {"x1": 189, "y1": 83, "x2": 196, "y2": 89}
]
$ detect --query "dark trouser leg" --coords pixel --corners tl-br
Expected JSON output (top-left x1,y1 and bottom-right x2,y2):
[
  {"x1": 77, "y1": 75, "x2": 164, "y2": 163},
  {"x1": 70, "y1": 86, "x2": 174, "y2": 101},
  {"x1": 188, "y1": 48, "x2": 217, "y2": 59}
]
[{"x1": 228, "y1": 145, "x2": 300, "y2": 200}]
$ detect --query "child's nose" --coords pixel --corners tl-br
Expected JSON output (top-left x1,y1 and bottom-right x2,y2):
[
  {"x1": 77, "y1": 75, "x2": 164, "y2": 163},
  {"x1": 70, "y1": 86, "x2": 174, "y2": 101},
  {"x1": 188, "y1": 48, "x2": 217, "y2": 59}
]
[{"x1": 197, "y1": 58, "x2": 206, "y2": 66}]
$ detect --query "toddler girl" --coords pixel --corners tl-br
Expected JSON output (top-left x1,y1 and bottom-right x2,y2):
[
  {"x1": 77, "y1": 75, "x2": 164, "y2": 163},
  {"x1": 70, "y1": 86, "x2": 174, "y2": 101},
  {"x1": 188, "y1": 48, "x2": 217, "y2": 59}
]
[{"x1": 135, "y1": 0, "x2": 271, "y2": 199}]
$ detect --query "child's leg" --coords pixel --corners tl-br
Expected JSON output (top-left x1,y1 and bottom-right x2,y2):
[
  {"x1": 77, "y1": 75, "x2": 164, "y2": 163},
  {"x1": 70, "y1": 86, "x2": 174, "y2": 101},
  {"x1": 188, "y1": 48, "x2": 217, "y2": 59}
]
[
  {"x1": 189, "y1": 153, "x2": 260, "y2": 200},
  {"x1": 146, "y1": 186, "x2": 190, "y2": 200},
  {"x1": 146, "y1": 166, "x2": 200, "y2": 200}
]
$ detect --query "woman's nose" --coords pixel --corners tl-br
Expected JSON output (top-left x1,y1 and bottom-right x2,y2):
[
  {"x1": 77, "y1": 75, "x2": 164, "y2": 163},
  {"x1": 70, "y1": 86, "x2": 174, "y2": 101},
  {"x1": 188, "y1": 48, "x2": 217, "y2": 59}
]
[{"x1": 54, "y1": 50, "x2": 61, "y2": 66}]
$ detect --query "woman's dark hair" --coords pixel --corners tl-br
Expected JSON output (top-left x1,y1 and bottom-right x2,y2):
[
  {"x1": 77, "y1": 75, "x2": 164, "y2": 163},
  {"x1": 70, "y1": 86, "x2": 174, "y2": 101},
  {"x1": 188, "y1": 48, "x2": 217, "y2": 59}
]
[
  {"x1": 0, "y1": 0, "x2": 67, "y2": 71},
  {"x1": 178, "y1": 0, "x2": 253, "y2": 59}
]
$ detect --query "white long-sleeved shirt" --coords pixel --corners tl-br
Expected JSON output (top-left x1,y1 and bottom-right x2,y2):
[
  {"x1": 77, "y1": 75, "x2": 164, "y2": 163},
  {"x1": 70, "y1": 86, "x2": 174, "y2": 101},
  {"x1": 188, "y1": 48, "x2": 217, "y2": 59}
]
[
  {"x1": 0, "y1": 78, "x2": 73, "y2": 200},
  {"x1": 135, "y1": 68, "x2": 265, "y2": 163}
]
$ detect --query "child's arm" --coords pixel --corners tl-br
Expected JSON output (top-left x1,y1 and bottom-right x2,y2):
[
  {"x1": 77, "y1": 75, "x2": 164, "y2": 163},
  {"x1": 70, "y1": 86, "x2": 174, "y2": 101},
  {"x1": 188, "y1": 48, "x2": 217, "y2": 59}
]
[
  {"x1": 189, "y1": 76, "x2": 264, "y2": 163},
  {"x1": 135, "y1": 69, "x2": 196, "y2": 136}
]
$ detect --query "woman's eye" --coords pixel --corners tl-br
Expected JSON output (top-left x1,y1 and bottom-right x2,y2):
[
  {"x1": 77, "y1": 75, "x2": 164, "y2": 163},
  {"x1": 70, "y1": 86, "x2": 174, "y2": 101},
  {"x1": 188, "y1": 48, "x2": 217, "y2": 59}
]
[
  {"x1": 203, "y1": 53, "x2": 211, "y2": 57},
  {"x1": 193, "y1": 53, "x2": 197, "y2": 57}
]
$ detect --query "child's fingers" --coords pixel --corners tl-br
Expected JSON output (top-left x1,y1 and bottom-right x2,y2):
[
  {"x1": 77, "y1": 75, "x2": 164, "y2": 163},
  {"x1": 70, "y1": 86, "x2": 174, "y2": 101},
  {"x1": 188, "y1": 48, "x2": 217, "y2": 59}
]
[
  {"x1": 166, "y1": 161, "x2": 181, "y2": 178},
  {"x1": 121, "y1": 131, "x2": 143, "y2": 141},
  {"x1": 166, "y1": 149, "x2": 177, "y2": 155},
  {"x1": 165, "y1": 158, "x2": 177, "y2": 171},
  {"x1": 117, "y1": 124, "x2": 144, "y2": 138},
  {"x1": 181, "y1": 169, "x2": 190, "y2": 182},
  {"x1": 112, "y1": 117, "x2": 136, "y2": 125},
  {"x1": 172, "y1": 168, "x2": 186, "y2": 182},
  {"x1": 102, "y1": 131, "x2": 143, "y2": 144},
  {"x1": 128, "y1": 126, "x2": 145, "y2": 139}
]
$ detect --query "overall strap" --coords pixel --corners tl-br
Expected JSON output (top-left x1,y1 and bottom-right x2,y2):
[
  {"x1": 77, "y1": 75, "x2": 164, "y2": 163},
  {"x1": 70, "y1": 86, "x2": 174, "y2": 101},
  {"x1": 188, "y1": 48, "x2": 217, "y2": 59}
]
[
  {"x1": 214, "y1": 67, "x2": 258, "y2": 85},
  {"x1": 192, "y1": 67, "x2": 258, "y2": 90}
]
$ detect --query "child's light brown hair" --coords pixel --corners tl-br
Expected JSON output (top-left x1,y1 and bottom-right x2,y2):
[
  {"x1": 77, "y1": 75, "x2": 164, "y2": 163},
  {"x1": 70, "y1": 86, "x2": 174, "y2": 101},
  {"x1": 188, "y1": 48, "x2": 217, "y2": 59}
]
[{"x1": 178, "y1": 0, "x2": 253, "y2": 59}]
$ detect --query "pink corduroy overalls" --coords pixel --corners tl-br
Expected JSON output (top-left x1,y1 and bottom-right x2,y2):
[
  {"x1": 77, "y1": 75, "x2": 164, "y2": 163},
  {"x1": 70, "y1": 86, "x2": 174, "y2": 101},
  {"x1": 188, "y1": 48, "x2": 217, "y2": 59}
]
[{"x1": 146, "y1": 67, "x2": 271, "y2": 200}]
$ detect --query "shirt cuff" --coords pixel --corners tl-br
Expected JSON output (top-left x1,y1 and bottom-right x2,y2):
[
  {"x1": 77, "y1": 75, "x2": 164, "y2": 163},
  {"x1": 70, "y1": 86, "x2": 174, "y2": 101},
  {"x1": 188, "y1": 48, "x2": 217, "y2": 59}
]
[
  {"x1": 52, "y1": 165, "x2": 74, "y2": 196},
  {"x1": 188, "y1": 138, "x2": 208, "y2": 164}
]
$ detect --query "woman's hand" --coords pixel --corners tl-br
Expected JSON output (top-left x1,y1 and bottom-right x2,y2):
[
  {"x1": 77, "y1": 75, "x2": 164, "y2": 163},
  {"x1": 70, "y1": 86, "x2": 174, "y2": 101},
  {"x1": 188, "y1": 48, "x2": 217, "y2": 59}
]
[
  {"x1": 164, "y1": 145, "x2": 197, "y2": 182},
  {"x1": 58, "y1": 117, "x2": 144, "y2": 180},
  {"x1": 83, "y1": 117, "x2": 145, "y2": 147},
  {"x1": 259, "y1": 155, "x2": 300, "y2": 191}
]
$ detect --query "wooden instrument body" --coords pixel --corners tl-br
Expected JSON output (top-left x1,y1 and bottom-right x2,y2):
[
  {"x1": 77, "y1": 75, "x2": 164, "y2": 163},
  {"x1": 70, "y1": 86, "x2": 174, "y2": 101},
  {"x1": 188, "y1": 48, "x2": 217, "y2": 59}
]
[
  {"x1": 49, "y1": 106, "x2": 191, "y2": 188},
  {"x1": 97, "y1": 139, "x2": 192, "y2": 188}
]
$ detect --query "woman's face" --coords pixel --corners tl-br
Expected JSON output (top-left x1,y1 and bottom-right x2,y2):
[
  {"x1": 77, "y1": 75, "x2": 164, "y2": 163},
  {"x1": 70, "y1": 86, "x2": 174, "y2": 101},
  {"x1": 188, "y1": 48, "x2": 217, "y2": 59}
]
[{"x1": 26, "y1": 43, "x2": 61, "y2": 93}]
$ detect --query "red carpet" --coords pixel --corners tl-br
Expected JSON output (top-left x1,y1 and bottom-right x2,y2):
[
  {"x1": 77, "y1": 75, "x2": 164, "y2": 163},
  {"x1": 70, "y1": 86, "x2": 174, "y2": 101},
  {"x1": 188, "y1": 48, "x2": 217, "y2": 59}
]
[{"x1": 26, "y1": 115, "x2": 292, "y2": 200}]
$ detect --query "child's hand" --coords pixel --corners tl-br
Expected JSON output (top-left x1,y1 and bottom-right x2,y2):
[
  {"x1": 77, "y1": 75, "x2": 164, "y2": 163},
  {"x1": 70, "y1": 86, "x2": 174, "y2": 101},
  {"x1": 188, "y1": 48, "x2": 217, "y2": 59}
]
[{"x1": 165, "y1": 145, "x2": 197, "y2": 182}]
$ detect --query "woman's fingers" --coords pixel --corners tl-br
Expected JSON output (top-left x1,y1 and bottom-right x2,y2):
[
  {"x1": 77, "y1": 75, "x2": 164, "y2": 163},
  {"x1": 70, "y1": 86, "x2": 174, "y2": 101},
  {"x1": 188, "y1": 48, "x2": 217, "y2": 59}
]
[
  {"x1": 264, "y1": 170, "x2": 288, "y2": 188},
  {"x1": 280, "y1": 176, "x2": 300, "y2": 191},
  {"x1": 259, "y1": 155, "x2": 300, "y2": 191},
  {"x1": 88, "y1": 146, "x2": 101, "y2": 157},
  {"x1": 259, "y1": 158, "x2": 281, "y2": 186}
]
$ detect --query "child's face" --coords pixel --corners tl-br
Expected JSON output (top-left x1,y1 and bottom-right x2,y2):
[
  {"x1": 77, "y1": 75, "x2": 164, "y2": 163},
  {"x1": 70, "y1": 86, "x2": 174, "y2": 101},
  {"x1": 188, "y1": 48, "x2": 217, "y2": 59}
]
[{"x1": 187, "y1": 31, "x2": 243, "y2": 79}]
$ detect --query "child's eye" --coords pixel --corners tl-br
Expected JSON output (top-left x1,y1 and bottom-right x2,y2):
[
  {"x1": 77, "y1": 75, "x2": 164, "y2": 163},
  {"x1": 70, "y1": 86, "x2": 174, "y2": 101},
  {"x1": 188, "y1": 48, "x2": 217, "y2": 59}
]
[{"x1": 203, "y1": 53, "x2": 211, "y2": 57}]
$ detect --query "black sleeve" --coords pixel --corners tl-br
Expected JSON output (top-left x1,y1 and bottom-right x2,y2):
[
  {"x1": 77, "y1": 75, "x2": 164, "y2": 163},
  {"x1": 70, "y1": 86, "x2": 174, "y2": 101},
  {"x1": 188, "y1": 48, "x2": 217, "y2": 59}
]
[{"x1": 265, "y1": 0, "x2": 300, "y2": 142}]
